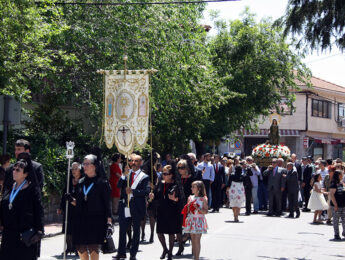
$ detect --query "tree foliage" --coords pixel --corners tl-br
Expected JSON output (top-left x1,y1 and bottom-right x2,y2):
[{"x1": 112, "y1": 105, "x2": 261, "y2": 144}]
[
  {"x1": 0, "y1": 0, "x2": 70, "y2": 99},
  {"x1": 24, "y1": 2, "x2": 222, "y2": 155},
  {"x1": 204, "y1": 10, "x2": 311, "y2": 143},
  {"x1": 279, "y1": 0, "x2": 345, "y2": 51}
]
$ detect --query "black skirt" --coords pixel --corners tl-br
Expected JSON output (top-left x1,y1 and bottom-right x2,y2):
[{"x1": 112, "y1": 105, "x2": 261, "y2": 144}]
[{"x1": 73, "y1": 214, "x2": 106, "y2": 245}]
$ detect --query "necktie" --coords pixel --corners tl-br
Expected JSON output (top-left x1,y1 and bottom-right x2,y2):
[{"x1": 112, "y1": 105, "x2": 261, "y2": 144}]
[
  {"x1": 273, "y1": 167, "x2": 276, "y2": 176},
  {"x1": 216, "y1": 164, "x2": 218, "y2": 173}
]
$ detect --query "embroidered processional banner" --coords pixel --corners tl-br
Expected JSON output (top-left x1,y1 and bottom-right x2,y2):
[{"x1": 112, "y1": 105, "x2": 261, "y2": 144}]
[{"x1": 100, "y1": 70, "x2": 150, "y2": 155}]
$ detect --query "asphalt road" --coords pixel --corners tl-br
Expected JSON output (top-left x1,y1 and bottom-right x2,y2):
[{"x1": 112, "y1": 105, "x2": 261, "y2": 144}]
[{"x1": 39, "y1": 208, "x2": 345, "y2": 260}]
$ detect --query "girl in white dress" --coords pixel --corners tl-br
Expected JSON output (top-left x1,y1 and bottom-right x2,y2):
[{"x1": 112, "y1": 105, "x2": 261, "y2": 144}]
[
  {"x1": 308, "y1": 173, "x2": 328, "y2": 223},
  {"x1": 183, "y1": 181, "x2": 208, "y2": 260}
]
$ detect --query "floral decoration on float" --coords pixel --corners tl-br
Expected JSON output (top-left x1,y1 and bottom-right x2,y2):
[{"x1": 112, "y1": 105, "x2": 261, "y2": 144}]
[{"x1": 252, "y1": 143, "x2": 291, "y2": 160}]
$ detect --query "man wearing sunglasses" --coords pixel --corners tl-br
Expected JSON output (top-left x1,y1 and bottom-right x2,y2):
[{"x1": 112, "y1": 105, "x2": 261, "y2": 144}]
[{"x1": 114, "y1": 154, "x2": 150, "y2": 260}]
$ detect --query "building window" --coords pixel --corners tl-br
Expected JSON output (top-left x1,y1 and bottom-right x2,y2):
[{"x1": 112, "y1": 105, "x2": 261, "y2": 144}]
[
  {"x1": 312, "y1": 99, "x2": 332, "y2": 118},
  {"x1": 338, "y1": 103, "x2": 345, "y2": 121}
]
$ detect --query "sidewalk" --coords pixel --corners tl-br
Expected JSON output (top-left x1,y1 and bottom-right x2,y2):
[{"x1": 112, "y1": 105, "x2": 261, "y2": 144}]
[{"x1": 44, "y1": 223, "x2": 62, "y2": 238}]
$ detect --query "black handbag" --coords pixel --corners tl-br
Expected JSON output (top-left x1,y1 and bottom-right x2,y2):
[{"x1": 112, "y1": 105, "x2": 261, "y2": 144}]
[
  {"x1": 101, "y1": 235, "x2": 116, "y2": 254},
  {"x1": 20, "y1": 229, "x2": 36, "y2": 247}
]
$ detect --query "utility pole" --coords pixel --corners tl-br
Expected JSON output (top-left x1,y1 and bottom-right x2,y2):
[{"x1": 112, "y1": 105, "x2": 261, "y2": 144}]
[{"x1": 2, "y1": 95, "x2": 10, "y2": 154}]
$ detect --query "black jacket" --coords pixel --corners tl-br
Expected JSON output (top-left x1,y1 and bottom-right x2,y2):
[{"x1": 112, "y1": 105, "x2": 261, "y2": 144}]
[{"x1": 117, "y1": 171, "x2": 150, "y2": 219}]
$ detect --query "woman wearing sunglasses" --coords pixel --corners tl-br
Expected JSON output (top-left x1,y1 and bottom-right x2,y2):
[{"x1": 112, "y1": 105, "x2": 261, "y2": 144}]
[
  {"x1": 0, "y1": 157, "x2": 44, "y2": 260},
  {"x1": 149, "y1": 164, "x2": 184, "y2": 260},
  {"x1": 177, "y1": 159, "x2": 195, "y2": 248}
]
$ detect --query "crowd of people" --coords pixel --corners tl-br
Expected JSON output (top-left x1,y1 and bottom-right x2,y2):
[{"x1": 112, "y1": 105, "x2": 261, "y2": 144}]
[{"x1": 0, "y1": 139, "x2": 345, "y2": 260}]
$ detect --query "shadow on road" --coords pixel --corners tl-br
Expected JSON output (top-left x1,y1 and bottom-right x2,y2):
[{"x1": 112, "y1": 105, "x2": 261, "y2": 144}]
[{"x1": 258, "y1": 256, "x2": 312, "y2": 260}]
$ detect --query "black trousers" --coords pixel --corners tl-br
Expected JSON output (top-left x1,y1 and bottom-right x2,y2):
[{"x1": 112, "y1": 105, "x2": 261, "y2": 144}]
[
  {"x1": 303, "y1": 186, "x2": 312, "y2": 209},
  {"x1": 203, "y1": 180, "x2": 211, "y2": 199},
  {"x1": 245, "y1": 187, "x2": 252, "y2": 214},
  {"x1": 211, "y1": 183, "x2": 222, "y2": 210},
  {"x1": 118, "y1": 202, "x2": 141, "y2": 257},
  {"x1": 287, "y1": 192, "x2": 299, "y2": 215},
  {"x1": 268, "y1": 190, "x2": 281, "y2": 215},
  {"x1": 281, "y1": 189, "x2": 288, "y2": 211}
]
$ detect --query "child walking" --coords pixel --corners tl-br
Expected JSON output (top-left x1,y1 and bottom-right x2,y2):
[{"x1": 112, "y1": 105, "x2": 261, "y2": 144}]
[
  {"x1": 182, "y1": 181, "x2": 208, "y2": 260},
  {"x1": 308, "y1": 173, "x2": 328, "y2": 223}
]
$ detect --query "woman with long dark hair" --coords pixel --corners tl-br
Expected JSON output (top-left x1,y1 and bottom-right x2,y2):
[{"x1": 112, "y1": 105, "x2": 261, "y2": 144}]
[
  {"x1": 149, "y1": 164, "x2": 184, "y2": 260},
  {"x1": 0, "y1": 156, "x2": 44, "y2": 260},
  {"x1": 72, "y1": 154, "x2": 112, "y2": 260},
  {"x1": 329, "y1": 170, "x2": 345, "y2": 240}
]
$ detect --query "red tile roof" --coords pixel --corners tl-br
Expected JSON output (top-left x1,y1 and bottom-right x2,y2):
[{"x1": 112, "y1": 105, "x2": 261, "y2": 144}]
[{"x1": 296, "y1": 75, "x2": 345, "y2": 93}]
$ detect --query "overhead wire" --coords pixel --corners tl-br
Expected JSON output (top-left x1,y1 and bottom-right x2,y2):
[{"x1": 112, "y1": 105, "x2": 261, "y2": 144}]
[{"x1": 35, "y1": 0, "x2": 240, "y2": 6}]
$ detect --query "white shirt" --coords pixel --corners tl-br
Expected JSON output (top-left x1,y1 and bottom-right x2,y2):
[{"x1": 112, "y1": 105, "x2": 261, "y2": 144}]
[{"x1": 121, "y1": 169, "x2": 141, "y2": 180}]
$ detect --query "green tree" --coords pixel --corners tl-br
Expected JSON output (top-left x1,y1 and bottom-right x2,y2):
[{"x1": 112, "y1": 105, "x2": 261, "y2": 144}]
[
  {"x1": 278, "y1": 0, "x2": 345, "y2": 51},
  {"x1": 27, "y1": 2, "x2": 222, "y2": 156},
  {"x1": 200, "y1": 10, "x2": 310, "y2": 152},
  {"x1": 0, "y1": 0, "x2": 70, "y2": 99}
]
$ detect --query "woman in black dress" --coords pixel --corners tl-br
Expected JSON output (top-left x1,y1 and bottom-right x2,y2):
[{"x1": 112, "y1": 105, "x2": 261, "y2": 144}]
[
  {"x1": 57, "y1": 162, "x2": 83, "y2": 255},
  {"x1": 0, "y1": 158, "x2": 44, "y2": 260},
  {"x1": 177, "y1": 159, "x2": 195, "y2": 250},
  {"x1": 72, "y1": 154, "x2": 112, "y2": 260},
  {"x1": 149, "y1": 165, "x2": 184, "y2": 260}
]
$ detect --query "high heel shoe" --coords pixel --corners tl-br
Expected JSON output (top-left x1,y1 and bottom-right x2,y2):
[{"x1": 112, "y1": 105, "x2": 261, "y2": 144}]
[
  {"x1": 175, "y1": 246, "x2": 184, "y2": 256},
  {"x1": 160, "y1": 249, "x2": 168, "y2": 259},
  {"x1": 167, "y1": 252, "x2": 173, "y2": 260},
  {"x1": 182, "y1": 235, "x2": 191, "y2": 245}
]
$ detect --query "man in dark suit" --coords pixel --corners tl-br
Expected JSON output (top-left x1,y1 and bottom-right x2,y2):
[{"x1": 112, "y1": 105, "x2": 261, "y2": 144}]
[
  {"x1": 291, "y1": 153, "x2": 303, "y2": 207},
  {"x1": 211, "y1": 155, "x2": 225, "y2": 212},
  {"x1": 4, "y1": 139, "x2": 44, "y2": 191},
  {"x1": 241, "y1": 160, "x2": 253, "y2": 215},
  {"x1": 286, "y1": 162, "x2": 300, "y2": 218},
  {"x1": 114, "y1": 154, "x2": 150, "y2": 260},
  {"x1": 266, "y1": 158, "x2": 286, "y2": 216},
  {"x1": 301, "y1": 156, "x2": 312, "y2": 212}
]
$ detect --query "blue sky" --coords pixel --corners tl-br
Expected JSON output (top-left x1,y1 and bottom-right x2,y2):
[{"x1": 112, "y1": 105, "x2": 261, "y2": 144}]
[{"x1": 202, "y1": 0, "x2": 345, "y2": 87}]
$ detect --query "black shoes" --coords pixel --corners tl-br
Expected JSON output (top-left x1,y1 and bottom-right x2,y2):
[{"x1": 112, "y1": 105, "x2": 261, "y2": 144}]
[
  {"x1": 287, "y1": 214, "x2": 294, "y2": 218},
  {"x1": 160, "y1": 249, "x2": 169, "y2": 259},
  {"x1": 113, "y1": 254, "x2": 126, "y2": 259},
  {"x1": 296, "y1": 211, "x2": 300, "y2": 218},
  {"x1": 334, "y1": 235, "x2": 341, "y2": 240},
  {"x1": 175, "y1": 246, "x2": 184, "y2": 256}
]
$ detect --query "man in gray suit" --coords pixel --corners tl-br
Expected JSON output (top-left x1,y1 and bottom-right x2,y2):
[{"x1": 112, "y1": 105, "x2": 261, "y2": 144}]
[
  {"x1": 266, "y1": 158, "x2": 286, "y2": 216},
  {"x1": 286, "y1": 162, "x2": 300, "y2": 218}
]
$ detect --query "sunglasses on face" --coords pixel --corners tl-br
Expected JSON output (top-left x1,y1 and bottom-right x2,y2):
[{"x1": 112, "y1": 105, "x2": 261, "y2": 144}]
[
  {"x1": 178, "y1": 166, "x2": 186, "y2": 170},
  {"x1": 13, "y1": 167, "x2": 23, "y2": 172},
  {"x1": 163, "y1": 172, "x2": 172, "y2": 176}
]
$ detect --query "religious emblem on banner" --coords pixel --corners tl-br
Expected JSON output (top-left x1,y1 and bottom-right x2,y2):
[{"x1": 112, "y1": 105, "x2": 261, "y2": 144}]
[{"x1": 97, "y1": 61, "x2": 156, "y2": 156}]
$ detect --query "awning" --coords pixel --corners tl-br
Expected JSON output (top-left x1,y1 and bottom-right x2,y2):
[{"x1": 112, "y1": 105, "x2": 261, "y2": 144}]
[
  {"x1": 313, "y1": 138, "x2": 342, "y2": 145},
  {"x1": 236, "y1": 129, "x2": 300, "y2": 137}
]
